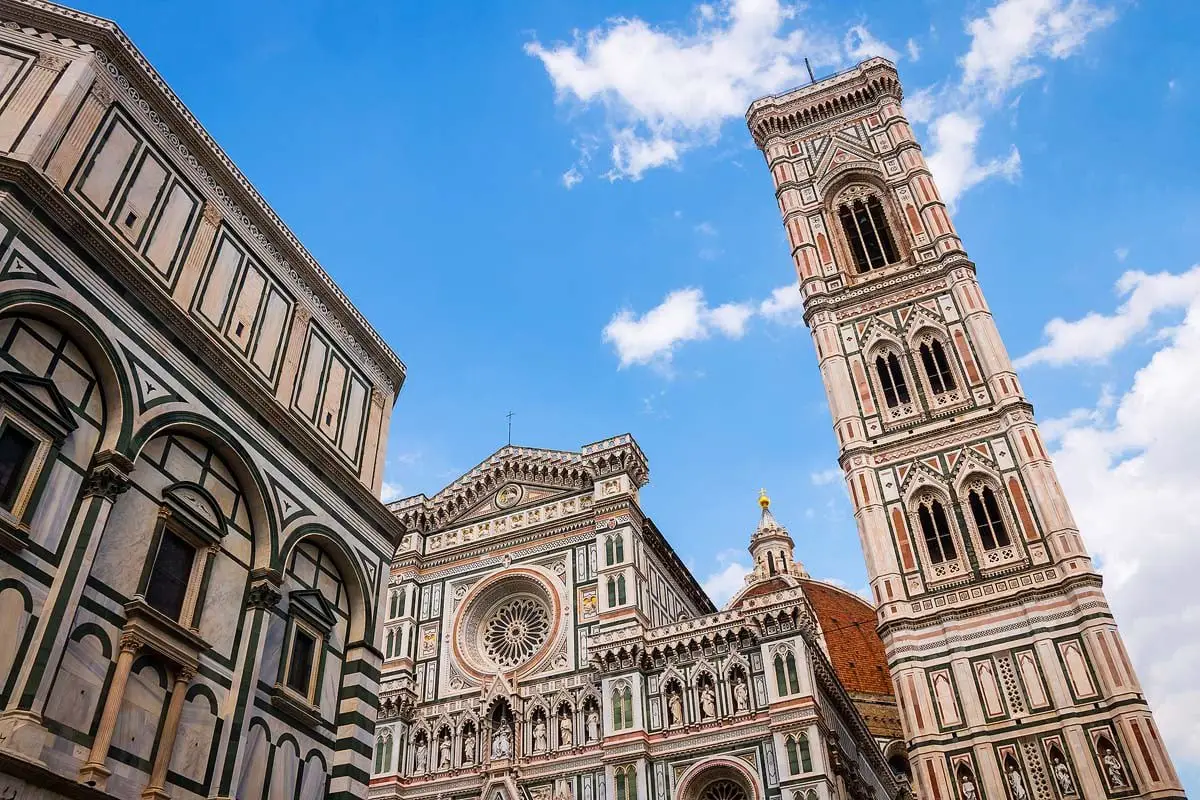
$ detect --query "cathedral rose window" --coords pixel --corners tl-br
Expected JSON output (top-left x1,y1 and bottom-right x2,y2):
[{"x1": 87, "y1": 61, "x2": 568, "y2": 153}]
[
  {"x1": 452, "y1": 569, "x2": 562, "y2": 677},
  {"x1": 481, "y1": 595, "x2": 551, "y2": 669}
]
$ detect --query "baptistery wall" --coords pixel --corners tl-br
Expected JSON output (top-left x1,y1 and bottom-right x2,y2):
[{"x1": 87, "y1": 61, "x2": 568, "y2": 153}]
[{"x1": 370, "y1": 437, "x2": 904, "y2": 800}]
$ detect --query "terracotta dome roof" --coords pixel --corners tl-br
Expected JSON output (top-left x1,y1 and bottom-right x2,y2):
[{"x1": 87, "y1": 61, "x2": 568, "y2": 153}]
[{"x1": 797, "y1": 579, "x2": 892, "y2": 697}]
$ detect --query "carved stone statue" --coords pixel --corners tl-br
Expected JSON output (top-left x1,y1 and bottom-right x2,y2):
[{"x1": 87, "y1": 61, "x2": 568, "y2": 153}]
[
  {"x1": 585, "y1": 708, "x2": 600, "y2": 742},
  {"x1": 1051, "y1": 757, "x2": 1076, "y2": 795},
  {"x1": 554, "y1": 777, "x2": 574, "y2": 800},
  {"x1": 666, "y1": 688, "x2": 684, "y2": 726},
  {"x1": 559, "y1": 711, "x2": 573, "y2": 747},
  {"x1": 732, "y1": 676, "x2": 749, "y2": 712},
  {"x1": 492, "y1": 723, "x2": 512, "y2": 759},
  {"x1": 463, "y1": 733, "x2": 476, "y2": 764},
  {"x1": 699, "y1": 685, "x2": 717, "y2": 720},
  {"x1": 438, "y1": 734, "x2": 451, "y2": 770},
  {"x1": 414, "y1": 739, "x2": 428, "y2": 774},
  {"x1": 960, "y1": 775, "x2": 978, "y2": 800},
  {"x1": 532, "y1": 719, "x2": 547, "y2": 752},
  {"x1": 1102, "y1": 748, "x2": 1127, "y2": 788},
  {"x1": 1006, "y1": 764, "x2": 1028, "y2": 800}
]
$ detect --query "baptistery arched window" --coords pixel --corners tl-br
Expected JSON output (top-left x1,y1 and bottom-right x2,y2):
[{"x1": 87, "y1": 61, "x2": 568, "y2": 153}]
[
  {"x1": 919, "y1": 339, "x2": 956, "y2": 395},
  {"x1": 916, "y1": 497, "x2": 956, "y2": 564},
  {"x1": 835, "y1": 186, "x2": 900, "y2": 273},
  {"x1": 967, "y1": 484, "x2": 1011, "y2": 550}
]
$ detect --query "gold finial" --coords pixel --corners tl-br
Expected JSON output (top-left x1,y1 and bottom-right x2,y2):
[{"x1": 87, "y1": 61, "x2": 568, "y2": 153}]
[{"x1": 758, "y1": 488, "x2": 770, "y2": 509}]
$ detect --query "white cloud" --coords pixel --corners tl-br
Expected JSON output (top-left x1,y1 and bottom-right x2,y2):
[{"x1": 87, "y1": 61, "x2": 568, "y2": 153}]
[
  {"x1": 960, "y1": 0, "x2": 1116, "y2": 99},
  {"x1": 759, "y1": 283, "x2": 806, "y2": 325},
  {"x1": 906, "y1": 37, "x2": 921, "y2": 61},
  {"x1": 526, "y1": 0, "x2": 840, "y2": 180},
  {"x1": 809, "y1": 467, "x2": 843, "y2": 486},
  {"x1": 1115, "y1": 246, "x2": 1129, "y2": 262},
  {"x1": 1042, "y1": 291, "x2": 1200, "y2": 764},
  {"x1": 380, "y1": 481, "x2": 405, "y2": 503},
  {"x1": 844, "y1": 25, "x2": 900, "y2": 63},
  {"x1": 701, "y1": 550, "x2": 752, "y2": 606},
  {"x1": 924, "y1": 111, "x2": 1021, "y2": 206},
  {"x1": 709, "y1": 302, "x2": 754, "y2": 336},
  {"x1": 1015, "y1": 267, "x2": 1200, "y2": 368},
  {"x1": 694, "y1": 221, "x2": 718, "y2": 236},
  {"x1": 603, "y1": 288, "x2": 754, "y2": 367},
  {"x1": 915, "y1": 0, "x2": 1113, "y2": 203},
  {"x1": 562, "y1": 167, "x2": 583, "y2": 189}
]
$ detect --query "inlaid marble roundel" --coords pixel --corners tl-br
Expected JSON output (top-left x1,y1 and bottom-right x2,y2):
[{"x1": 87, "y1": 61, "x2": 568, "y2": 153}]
[{"x1": 481, "y1": 596, "x2": 550, "y2": 669}]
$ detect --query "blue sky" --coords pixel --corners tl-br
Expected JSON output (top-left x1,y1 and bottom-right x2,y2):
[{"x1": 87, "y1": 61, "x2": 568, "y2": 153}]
[{"x1": 77, "y1": 0, "x2": 1199, "y2": 788}]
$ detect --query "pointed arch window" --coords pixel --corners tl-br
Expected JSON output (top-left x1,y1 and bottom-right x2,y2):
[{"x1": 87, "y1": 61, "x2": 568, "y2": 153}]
[
  {"x1": 837, "y1": 191, "x2": 899, "y2": 273},
  {"x1": 605, "y1": 534, "x2": 625, "y2": 566},
  {"x1": 919, "y1": 340, "x2": 956, "y2": 395},
  {"x1": 774, "y1": 649, "x2": 801, "y2": 696},
  {"x1": 612, "y1": 684, "x2": 634, "y2": 730},
  {"x1": 615, "y1": 765, "x2": 637, "y2": 800},
  {"x1": 875, "y1": 353, "x2": 911, "y2": 408},
  {"x1": 616, "y1": 574, "x2": 627, "y2": 605},
  {"x1": 967, "y1": 485, "x2": 1010, "y2": 550},
  {"x1": 917, "y1": 498, "x2": 956, "y2": 564},
  {"x1": 786, "y1": 733, "x2": 813, "y2": 774}
]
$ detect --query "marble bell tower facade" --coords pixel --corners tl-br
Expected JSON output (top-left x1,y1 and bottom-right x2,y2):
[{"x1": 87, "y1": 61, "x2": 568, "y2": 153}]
[{"x1": 746, "y1": 59, "x2": 1184, "y2": 800}]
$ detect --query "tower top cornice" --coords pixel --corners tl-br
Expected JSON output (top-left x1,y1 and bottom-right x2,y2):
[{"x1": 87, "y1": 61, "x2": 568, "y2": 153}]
[{"x1": 745, "y1": 57, "x2": 902, "y2": 147}]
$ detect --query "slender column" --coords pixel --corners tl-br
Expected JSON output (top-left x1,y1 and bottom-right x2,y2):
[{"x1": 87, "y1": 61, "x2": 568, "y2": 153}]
[
  {"x1": 78, "y1": 633, "x2": 143, "y2": 789},
  {"x1": 141, "y1": 666, "x2": 195, "y2": 799},
  {"x1": 0, "y1": 451, "x2": 132, "y2": 761},
  {"x1": 211, "y1": 573, "x2": 281, "y2": 799}
]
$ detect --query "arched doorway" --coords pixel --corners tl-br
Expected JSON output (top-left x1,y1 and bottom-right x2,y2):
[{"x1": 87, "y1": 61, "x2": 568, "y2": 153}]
[{"x1": 675, "y1": 757, "x2": 761, "y2": 800}]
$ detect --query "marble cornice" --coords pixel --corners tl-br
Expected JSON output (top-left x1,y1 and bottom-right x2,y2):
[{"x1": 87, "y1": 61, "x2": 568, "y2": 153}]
[
  {"x1": 0, "y1": 165, "x2": 406, "y2": 543},
  {"x1": 0, "y1": 0, "x2": 406, "y2": 395}
]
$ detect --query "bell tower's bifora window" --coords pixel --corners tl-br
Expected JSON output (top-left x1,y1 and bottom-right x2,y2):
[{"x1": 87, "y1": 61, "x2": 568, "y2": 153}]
[{"x1": 835, "y1": 186, "x2": 900, "y2": 273}]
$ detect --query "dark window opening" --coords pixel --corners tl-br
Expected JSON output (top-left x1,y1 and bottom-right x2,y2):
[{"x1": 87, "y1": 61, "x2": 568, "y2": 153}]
[
  {"x1": 145, "y1": 529, "x2": 196, "y2": 620},
  {"x1": 837, "y1": 195, "x2": 900, "y2": 273},
  {"x1": 917, "y1": 500, "x2": 957, "y2": 564},
  {"x1": 234, "y1": 321, "x2": 245, "y2": 336},
  {"x1": 969, "y1": 486, "x2": 1011, "y2": 550},
  {"x1": 875, "y1": 353, "x2": 911, "y2": 408},
  {"x1": 920, "y1": 340, "x2": 956, "y2": 394},
  {"x1": 0, "y1": 425, "x2": 37, "y2": 510},
  {"x1": 286, "y1": 625, "x2": 318, "y2": 699},
  {"x1": 124, "y1": 211, "x2": 138, "y2": 227}
]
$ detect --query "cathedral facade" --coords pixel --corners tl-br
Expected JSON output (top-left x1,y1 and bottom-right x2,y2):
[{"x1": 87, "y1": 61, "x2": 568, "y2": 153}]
[
  {"x1": 746, "y1": 58, "x2": 1185, "y2": 800},
  {"x1": 372, "y1": 437, "x2": 904, "y2": 800},
  {"x1": 0, "y1": 2, "x2": 405, "y2": 799}
]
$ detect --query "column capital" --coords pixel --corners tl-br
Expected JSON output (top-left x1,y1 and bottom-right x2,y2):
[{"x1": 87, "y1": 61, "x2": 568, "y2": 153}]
[
  {"x1": 83, "y1": 451, "x2": 134, "y2": 500},
  {"x1": 246, "y1": 580, "x2": 282, "y2": 611},
  {"x1": 176, "y1": 665, "x2": 196, "y2": 684},
  {"x1": 119, "y1": 632, "x2": 145, "y2": 654}
]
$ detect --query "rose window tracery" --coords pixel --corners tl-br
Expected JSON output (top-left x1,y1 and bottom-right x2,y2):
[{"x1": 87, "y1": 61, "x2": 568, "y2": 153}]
[
  {"x1": 453, "y1": 570, "x2": 561, "y2": 677},
  {"x1": 481, "y1": 596, "x2": 551, "y2": 669},
  {"x1": 699, "y1": 780, "x2": 748, "y2": 800}
]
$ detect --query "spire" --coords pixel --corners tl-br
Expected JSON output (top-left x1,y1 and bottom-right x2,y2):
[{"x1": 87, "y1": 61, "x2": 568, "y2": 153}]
[{"x1": 746, "y1": 489, "x2": 808, "y2": 583}]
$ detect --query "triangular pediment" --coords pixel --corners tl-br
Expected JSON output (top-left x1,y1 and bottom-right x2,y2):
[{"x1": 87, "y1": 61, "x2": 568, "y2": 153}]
[
  {"x1": 396, "y1": 444, "x2": 593, "y2": 532},
  {"x1": 814, "y1": 133, "x2": 877, "y2": 178},
  {"x1": 453, "y1": 481, "x2": 578, "y2": 525},
  {"x1": 289, "y1": 588, "x2": 337, "y2": 631},
  {"x1": 0, "y1": 370, "x2": 76, "y2": 441}
]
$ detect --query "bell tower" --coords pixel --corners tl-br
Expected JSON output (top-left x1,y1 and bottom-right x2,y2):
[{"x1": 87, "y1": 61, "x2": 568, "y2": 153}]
[{"x1": 746, "y1": 59, "x2": 1184, "y2": 800}]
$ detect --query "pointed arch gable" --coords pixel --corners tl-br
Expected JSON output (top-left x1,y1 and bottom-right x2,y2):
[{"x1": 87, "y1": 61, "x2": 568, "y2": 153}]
[
  {"x1": 130, "y1": 411, "x2": 277, "y2": 569},
  {"x1": 0, "y1": 290, "x2": 131, "y2": 452},
  {"x1": 279, "y1": 524, "x2": 372, "y2": 642}
]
